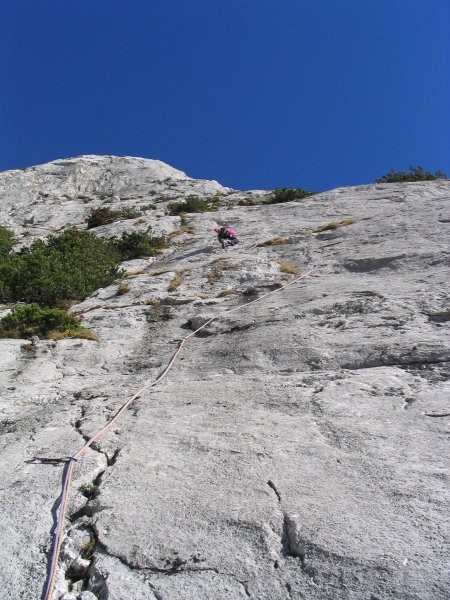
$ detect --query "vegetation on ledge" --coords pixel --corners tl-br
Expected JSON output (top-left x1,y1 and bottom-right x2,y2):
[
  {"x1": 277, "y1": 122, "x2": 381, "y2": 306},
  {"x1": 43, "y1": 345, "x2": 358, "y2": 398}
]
[{"x1": 376, "y1": 166, "x2": 447, "y2": 183}]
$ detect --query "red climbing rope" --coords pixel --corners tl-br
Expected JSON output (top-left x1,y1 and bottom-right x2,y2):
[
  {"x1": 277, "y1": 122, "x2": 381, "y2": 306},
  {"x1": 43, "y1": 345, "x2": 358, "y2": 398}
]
[{"x1": 41, "y1": 265, "x2": 316, "y2": 599}]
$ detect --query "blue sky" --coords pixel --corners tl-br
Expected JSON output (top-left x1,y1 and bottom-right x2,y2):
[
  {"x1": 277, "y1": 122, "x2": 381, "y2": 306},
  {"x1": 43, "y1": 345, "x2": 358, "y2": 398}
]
[{"x1": 2, "y1": 0, "x2": 449, "y2": 192}]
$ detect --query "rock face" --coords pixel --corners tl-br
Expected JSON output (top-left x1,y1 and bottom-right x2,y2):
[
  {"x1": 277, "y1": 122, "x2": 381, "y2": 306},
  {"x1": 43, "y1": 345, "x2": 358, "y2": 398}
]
[{"x1": 0, "y1": 156, "x2": 448, "y2": 600}]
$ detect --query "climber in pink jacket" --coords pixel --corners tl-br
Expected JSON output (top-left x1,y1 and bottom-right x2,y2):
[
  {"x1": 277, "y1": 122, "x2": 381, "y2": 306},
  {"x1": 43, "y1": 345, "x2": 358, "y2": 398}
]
[{"x1": 214, "y1": 226, "x2": 239, "y2": 249}]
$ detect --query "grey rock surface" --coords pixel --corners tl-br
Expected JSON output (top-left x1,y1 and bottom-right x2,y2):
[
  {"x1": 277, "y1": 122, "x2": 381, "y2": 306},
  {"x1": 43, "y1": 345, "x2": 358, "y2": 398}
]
[{"x1": 0, "y1": 156, "x2": 448, "y2": 599}]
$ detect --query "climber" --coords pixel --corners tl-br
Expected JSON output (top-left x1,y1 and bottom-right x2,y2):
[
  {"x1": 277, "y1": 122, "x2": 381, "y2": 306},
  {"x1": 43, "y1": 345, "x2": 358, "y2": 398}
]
[{"x1": 214, "y1": 226, "x2": 239, "y2": 249}]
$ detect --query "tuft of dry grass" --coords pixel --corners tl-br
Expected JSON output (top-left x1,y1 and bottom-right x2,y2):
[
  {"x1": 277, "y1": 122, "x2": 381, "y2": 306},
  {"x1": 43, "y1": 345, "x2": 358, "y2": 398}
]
[
  {"x1": 275, "y1": 260, "x2": 299, "y2": 275},
  {"x1": 81, "y1": 538, "x2": 96, "y2": 560},
  {"x1": 167, "y1": 269, "x2": 188, "y2": 292},
  {"x1": 54, "y1": 299, "x2": 79, "y2": 310},
  {"x1": 210, "y1": 256, "x2": 228, "y2": 264},
  {"x1": 313, "y1": 218, "x2": 355, "y2": 233},
  {"x1": 179, "y1": 212, "x2": 189, "y2": 226},
  {"x1": 217, "y1": 288, "x2": 239, "y2": 297},
  {"x1": 146, "y1": 298, "x2": 161, "y2": 306},
  {"x1": 207, "y1": 263, "x2": 239, "y2": 285},
  {"x1": 124, "y1": 269, "x2": 145, "y2": 277},
  {"x1": 149, "y1": 268, "x2": 172, "y2": 276},
  {"x1": 257, "y1": 236, "x2": 286, "y2": 246},
  {"x1": 117, "y1": 281, "x2": 130, "y2": 296},
  {"x1": 48, "y1": 328, "x2": 100, "y2": 342},
  {"x1": 168, "y1": 225, "x2": 193, "y2": 238},
  {"x1": 20, "y1": 342, "x2": 36, "y2": 352},
  {"x1": 72, "y1": 328, "x2": 100, "y2": 341}
]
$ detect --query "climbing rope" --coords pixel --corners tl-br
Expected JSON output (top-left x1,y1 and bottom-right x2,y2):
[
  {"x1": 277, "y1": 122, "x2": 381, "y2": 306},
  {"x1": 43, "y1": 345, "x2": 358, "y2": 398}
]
[{"x1": 40, "y1": 265, "x2": 317, "y2": 600}]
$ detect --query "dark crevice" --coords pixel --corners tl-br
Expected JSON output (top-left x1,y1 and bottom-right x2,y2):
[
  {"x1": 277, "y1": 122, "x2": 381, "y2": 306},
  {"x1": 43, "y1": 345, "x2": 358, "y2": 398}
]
[
  {"x1": 426, "y1": 312, "x2": 450, "y2": 323},
  {"x1": 69, "y1": 467, "x2": 106, "y2": 521},
  {"x1": 64, "y1": 523, "x2": 97, "y2": 596},
  {"x1": 424, "y1": 412, "x2": 450, "y2": 418},
  {"x1": 73, "y1": 405, "x2": 89, "y2": 442},
  {"x1": 403, "y1": 397, "x2": 415, "y2": 410},
  {"x1": 267, "y1": 479, "x2": 282, "y2": 502},
  {"x1": 281, "y1": 515, "x2": 306, "y2": 568},
  {"x1": 106, "y1": 447, "x2": 121, "y2": 466},
  {"x1": 88, "y1": 542, "x2": 251, "y2": 597},
  {"x1": 342, "y1": 357, "x2": 449, "y2": 371},
  {"x1": 64, "y1": 411, "x2": 123, "y2": 598},
  {"x1": 147, "y1": 584, "x2": 164, "y2": 600},
  {"x1": 93, "y1": 540, "x2": 189, "y2": 575}
]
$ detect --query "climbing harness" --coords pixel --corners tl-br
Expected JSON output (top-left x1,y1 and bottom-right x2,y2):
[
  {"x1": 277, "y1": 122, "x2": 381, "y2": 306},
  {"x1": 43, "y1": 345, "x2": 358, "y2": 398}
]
[{"x1": 37, "y1": 265, "x2": 317, "y2": 600}]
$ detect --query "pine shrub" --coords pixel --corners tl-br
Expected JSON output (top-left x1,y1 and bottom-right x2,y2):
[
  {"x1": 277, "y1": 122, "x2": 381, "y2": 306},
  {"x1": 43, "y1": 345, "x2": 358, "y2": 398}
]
[
  {"x1": 266, "y1": 188, "x2": 315, "y2": 204},
  {"x1": 0, "y1": 228, "x2": 121, "y2": 306},
  {"x1": 0, "y1": 303, "x2": 85, "y2": 339},
  {"x1": 86, "y1": 206, "x2": 142, "y2": 228},
  {"x1": 0, "y1": 225, "x2": 15, "y2": 257},
  {"x1": 167, "y1": 195, "x2": 215, "y2": 215},
  {"x1": 112, "y1": 228, "x2": 168, "y2": 260},
  {"x1": 376, "y1": 166, "x2": 447, "y2": 183}
]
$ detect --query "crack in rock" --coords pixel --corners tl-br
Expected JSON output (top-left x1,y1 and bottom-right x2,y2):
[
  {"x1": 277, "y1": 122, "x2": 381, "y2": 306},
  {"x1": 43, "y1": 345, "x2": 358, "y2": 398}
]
[
  {"x1": 267, "y1": 479, "x2": 282, "y2": 503},
  {"x1": 281, "y1": 515, "x2": 306, "y2": 567},
  {"x1": 88, "y1": 545, "x2": 253, "y2": 599},
  {"x1": 343, "y1": 357, "x2": 449, "y2": 371}
]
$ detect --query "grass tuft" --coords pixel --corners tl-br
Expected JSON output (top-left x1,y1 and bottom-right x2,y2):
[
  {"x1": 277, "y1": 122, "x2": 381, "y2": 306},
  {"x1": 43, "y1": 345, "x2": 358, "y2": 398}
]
[
  {"x1": 313, "y1": 218, "x2": 355, "y2": 233},
  {"x1": 149, "y1": 268, "x2": 172, "y2": 276},
  {"x1": 146, "y1": 298, "x2": 161, "y2": 305},
  {"x1": 275, "y1": 260, "x2": 299, "y2": 275},
  {"x1": 117, "y1": 281, "x2": 130, "y2": 296},
  {"x1": 81, "y1": 538, "x2": 96, "y2": 560},
  {"x1": 257, "y1": 236, "x2": 286, "y2": 246},
  {"x1": 167, "y1": 269, "x2": 188, "y2": 292},
  {"x1": 80, "y1": 482, "x2": 98, "y2": 499},
  {"x1": 168, "y1": 225, "x2": 193, "y2": 238},
  {"x1": 48, "y1": 328, "x2": 100, "y2": 341},
  {"x1": 207, "y1": 263, "x2": 239, "y2": 285},
  {"x1": 217, "y1": 289, "x2": 239, "y2": 297}
]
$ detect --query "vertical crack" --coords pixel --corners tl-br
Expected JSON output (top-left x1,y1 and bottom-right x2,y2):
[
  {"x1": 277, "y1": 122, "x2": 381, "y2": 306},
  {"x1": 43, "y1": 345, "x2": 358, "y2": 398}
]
[
  {"x1": 267, "y1": 480, "x2": 306, "y2": 570},
  {"x1": 147, "y1": 584, "x2": 164, "y2": 600},
  {"x1": 267, "y1": 479, "x2": 281, "y2": 502},
  {"x1": 281, "y1": 515, "x2": 306, "y2": 568},
  {"x1": 62, "y1": 403, "x2": 122, "y2": 598}
]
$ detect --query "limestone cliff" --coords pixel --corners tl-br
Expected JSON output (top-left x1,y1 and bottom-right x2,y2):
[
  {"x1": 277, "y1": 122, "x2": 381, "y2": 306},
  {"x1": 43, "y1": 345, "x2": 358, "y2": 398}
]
[{"x1": 0, "y1": 157, "x2": 448, "y2": 600}]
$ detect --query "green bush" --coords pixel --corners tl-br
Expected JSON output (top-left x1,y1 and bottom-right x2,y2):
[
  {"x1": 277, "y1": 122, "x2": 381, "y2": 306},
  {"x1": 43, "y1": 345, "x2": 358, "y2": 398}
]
[
  {"x1": 0, "y1": 225, "x2": 15, "y2": 257},
  {"x1": 266, "y1": 188, "x2": 315, "y2": 204},
  {"x1": 0, "y1": 228, "x2": 121, "y2": 306},
  {"x1": 86, "y1": 206, "x2": 142, "y2": 228},
  {"x1": 0, "y1": 303, "x2": 84, "y2": 339},
  {"x1": 112, "y1": 227, "x2": 168, "y2": 260},
  {"x1": 167, "y1": 195, "x2": 215, "y2": 215},
  {"x1": 376, "y1": 166, "x2": 447, "y2": 183}
]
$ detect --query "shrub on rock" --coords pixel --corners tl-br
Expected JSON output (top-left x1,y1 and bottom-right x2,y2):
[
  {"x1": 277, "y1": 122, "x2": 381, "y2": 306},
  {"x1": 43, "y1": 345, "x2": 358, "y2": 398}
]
[
  {"x1": 0, "y1": 228, "x2": 121, "y2": 306},
  {"x1": 112, "y1": 228, "x2": 168, "y2": 260},
  {"x1": 266, "y1": 188, "x2": 315, "y2": 204},
  {"x1": 86, "y1": 206, "x2": 142, "y2": 228},
  {"x1": 167, "y1": 195, "x2": 215, "y2": 215},
  {"x1": 0, "y1": 225, "x2": 15, "y2": 257},
  {"x1": 0, "y1": 303, "x2": 86, "y2": 339},
  {"x1": 376, "y1": 166, "x2": 447, "y2": 183}
]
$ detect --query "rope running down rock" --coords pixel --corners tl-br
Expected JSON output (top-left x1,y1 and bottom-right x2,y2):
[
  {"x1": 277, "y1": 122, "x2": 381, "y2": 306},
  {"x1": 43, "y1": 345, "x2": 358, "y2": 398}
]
[{"x1": 41, "y1": 266, "x2": 317, "y2": 600}]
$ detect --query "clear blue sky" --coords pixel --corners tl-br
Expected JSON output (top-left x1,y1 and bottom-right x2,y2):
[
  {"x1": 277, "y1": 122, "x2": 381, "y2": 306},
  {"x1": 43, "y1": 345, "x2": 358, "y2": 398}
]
[{"x1": 1, "y1": 0, "x2": 449, "y2": 192}]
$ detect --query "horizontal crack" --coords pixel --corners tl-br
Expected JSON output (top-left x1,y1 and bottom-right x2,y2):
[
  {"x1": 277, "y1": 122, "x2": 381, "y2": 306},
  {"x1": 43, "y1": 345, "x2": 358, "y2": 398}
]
[
  {"x1": 90, "y1": 542, "x2": 251, "y2": 597},
  {"x1": 424, "y1": 412, "x2": 450, "y2": 418},
  {"x1": 342, "y1": 357, "x2": 449, "y2": 371}
]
